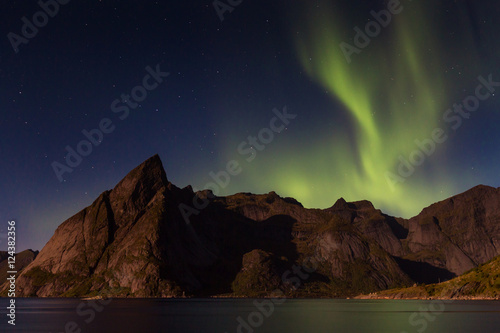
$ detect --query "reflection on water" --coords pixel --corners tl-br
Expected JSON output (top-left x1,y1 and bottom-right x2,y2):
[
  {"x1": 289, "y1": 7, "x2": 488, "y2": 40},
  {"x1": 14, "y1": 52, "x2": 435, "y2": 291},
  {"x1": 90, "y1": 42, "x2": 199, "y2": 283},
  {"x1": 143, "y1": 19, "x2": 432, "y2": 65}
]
[{"x1": 1, "y1": 298, "x2": 499, "y2": 333}]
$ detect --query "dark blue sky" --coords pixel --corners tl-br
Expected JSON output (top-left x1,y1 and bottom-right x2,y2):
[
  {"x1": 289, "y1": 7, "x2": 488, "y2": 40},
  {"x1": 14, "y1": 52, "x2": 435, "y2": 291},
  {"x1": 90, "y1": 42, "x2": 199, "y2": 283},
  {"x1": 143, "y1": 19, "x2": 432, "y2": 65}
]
[{"x1": 1, "y1": 0, "x2": 500, "y2": 252}]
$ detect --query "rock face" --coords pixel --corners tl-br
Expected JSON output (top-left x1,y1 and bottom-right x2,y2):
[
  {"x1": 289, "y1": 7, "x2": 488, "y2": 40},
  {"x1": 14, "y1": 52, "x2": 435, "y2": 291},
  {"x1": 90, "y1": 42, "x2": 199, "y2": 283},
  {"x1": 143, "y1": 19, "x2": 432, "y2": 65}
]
[
  {"x1": 6, "y1": 155, "x2": 214, "y2": 297},
  {"x1": 405, "y1": 185, "x2": 500, "y2": 276},
  {"x1": 3, "y1": 155, "x2": 499, "y2": 297}
]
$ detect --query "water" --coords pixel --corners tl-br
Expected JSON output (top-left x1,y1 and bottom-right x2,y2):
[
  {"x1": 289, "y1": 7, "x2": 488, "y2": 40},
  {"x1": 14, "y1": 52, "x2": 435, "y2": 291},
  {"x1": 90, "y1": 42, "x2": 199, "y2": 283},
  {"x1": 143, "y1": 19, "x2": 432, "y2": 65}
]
[{"x1": 1, "y1": 298, "x2": 499, "y2": 333}]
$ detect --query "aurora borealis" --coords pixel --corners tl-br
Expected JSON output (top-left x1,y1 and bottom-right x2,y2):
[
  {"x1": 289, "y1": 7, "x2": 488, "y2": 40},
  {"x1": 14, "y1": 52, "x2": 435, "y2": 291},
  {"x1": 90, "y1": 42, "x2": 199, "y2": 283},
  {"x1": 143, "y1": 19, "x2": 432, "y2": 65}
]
[
  {"x1": 288, "y1": 0, "x2": 454, "y2": 216},
  {"x1": 206, "y1": 0, "x2": 500, "y2": 218},
  {"x1": 2, "y1": 1, "x2": 500, "y2": 251}
]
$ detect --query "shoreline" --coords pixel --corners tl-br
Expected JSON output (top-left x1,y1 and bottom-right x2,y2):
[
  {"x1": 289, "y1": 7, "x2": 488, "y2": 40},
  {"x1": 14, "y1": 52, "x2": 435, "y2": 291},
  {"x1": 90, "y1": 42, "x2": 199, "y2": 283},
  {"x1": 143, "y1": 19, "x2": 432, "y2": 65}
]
[{"x1": 1, "y1": 295, "x2": 499, "y2": 301}]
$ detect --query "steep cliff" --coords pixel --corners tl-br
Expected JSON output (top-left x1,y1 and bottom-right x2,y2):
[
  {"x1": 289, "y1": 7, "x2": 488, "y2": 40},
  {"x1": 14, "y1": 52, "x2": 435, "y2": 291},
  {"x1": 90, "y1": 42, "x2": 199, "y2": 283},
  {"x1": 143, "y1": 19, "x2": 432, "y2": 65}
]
[{"x1": 405, "y1": 185, "x2": 500, "y2": 275}]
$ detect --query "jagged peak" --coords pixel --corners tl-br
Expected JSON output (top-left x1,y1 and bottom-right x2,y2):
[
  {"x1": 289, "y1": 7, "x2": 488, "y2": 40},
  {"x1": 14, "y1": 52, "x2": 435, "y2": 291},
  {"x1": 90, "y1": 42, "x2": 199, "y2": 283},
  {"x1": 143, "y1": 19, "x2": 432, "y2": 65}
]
[
  {"x1": 112, "y1": 154, "x2": 168, "y2": 194},
  {"x1": 183, "y1": 185, "x2": 194, "y2": 193},
  {"x1": 328, "y1": 198, "x2": 369, "y2": 211},
  {"x1": 331, "y1": 197, "x2": 349, "y2": 210}
]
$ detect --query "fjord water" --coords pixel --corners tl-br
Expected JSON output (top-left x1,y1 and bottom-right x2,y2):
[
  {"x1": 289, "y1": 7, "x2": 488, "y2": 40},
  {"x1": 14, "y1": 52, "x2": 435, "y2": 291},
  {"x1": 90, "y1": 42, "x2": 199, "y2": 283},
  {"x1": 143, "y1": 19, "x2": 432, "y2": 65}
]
[{"x1": 1, "y1": 299, "x2": 499, "y2": 333}]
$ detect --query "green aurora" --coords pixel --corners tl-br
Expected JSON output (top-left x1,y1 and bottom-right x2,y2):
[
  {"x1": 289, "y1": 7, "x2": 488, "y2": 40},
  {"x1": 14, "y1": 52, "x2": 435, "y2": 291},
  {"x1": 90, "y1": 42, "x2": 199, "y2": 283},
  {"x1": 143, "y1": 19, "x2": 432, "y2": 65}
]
[
  {"x1": 200, "y1": 1, "x2": 491, "y2": 218},
  {"x1": 290, "y1": 0, "x2": 454, "y2": 217}
]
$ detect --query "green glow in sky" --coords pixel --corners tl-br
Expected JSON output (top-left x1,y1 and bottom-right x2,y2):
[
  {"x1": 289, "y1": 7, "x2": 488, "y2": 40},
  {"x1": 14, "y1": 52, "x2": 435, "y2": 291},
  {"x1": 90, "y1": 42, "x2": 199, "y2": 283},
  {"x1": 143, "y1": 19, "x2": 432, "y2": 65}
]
[
  {"x1": 208, "y1": 1, "x2": 487, "y2": 218},
  {"x1": 287, "y1": 1, "x2": 455, "y2": 217},
  {"x1": 222, "y1": 0, "x2": 471, "y2": 219}
]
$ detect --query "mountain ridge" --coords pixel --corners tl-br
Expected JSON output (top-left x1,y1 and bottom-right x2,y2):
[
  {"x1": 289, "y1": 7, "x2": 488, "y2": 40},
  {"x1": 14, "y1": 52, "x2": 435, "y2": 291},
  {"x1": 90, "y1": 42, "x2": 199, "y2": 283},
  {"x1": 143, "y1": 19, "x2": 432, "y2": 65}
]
[{"x1": 1, "y1": 155, "x2": 499, "y2": 298}]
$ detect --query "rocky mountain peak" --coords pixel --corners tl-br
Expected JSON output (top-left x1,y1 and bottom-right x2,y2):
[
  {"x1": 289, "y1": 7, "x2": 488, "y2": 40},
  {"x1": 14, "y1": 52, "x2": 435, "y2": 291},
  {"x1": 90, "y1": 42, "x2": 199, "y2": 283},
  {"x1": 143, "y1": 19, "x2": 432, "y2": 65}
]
[
  {"x1": 331, "y1": 197, "x2": 351, "y2": 210},
  {"x1": 112, "y1": 154, "x2": 168, "y2": 195},
  {"x1": 109, "y1": 154, "x2": 169, "y2": 224},
  {"x1": 406, "y1": 184, "x2": 500, "y2": 276}
]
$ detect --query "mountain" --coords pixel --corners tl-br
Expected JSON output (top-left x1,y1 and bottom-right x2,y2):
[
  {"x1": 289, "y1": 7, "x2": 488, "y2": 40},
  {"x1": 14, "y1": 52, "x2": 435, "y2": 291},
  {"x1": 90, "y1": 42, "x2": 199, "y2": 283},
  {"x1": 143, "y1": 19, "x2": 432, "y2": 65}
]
[
  {"x1": 1, "y1": 155, "x2": 499, "y2": 298},
  {"x1": 0, "y1": 250, "x2": 38, "y2": 283},
  {"x1": 404, "y1": 185, "x2": 500, "y2": 276},
  {"x1": 0, "y1": 249, "x2": 38, "y2": 278}
]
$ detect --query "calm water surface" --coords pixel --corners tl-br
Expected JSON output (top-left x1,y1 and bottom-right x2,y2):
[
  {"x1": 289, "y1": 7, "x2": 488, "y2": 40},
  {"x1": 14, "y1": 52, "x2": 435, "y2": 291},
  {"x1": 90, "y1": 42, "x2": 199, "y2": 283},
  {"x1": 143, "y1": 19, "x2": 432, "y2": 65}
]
[{"x1": 1, "y1": 298, "x2": 499, "y2": 333}]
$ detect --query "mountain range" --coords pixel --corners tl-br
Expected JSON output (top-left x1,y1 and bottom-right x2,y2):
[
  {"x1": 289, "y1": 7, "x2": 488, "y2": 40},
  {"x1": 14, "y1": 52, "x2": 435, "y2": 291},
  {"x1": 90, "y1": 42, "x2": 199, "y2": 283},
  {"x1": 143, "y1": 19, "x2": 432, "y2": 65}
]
[{"x1": 1, "y1": 155, "x2": 499, "y2": 298}]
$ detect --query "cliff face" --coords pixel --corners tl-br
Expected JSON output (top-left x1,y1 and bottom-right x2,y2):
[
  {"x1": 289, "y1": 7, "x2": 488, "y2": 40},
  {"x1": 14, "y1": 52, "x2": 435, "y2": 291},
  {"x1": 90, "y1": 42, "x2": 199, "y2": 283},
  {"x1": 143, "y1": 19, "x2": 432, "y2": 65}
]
[
  {"x1": 405, "y1": 185, "x2": 500, "y2": 275},
  {"x1": 3, "y1": 155, "x2": 500, "y2": 297},
  {"x1": 8, "y1": 155, "x2": 212, "y2": 297}
]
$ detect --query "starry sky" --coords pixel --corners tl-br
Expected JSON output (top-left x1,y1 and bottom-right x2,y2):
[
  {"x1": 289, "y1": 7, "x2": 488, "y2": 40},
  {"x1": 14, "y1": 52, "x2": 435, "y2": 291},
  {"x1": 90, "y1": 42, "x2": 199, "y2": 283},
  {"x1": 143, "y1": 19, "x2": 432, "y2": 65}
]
[{"x1": 1, "y1": 0, "x2": 500, "y2": 252}]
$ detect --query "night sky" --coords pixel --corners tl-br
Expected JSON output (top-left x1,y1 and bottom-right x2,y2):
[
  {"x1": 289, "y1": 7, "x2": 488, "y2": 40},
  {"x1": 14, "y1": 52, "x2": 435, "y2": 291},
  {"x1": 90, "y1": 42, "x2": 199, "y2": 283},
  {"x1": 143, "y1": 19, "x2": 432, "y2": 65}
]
[{"x1": 1, "y1": 0, "x2": 500, "y2": 252}]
